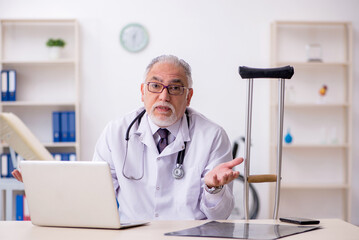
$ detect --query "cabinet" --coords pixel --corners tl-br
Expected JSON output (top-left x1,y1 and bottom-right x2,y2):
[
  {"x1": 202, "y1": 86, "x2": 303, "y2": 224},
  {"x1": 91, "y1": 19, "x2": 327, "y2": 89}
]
[
  {"x1": 0, "y1": 19, "x2": 80, "y2": 220},
  {"x1": 270, "y1": 21, "x2": 352, "y2": 221}
]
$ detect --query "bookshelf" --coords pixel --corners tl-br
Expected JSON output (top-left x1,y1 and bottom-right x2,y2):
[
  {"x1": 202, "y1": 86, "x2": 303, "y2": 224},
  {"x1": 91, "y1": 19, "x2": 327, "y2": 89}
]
[
  {"x1": 270, "y1": 21, "x2": 352, "y2": 221},
  {"x1": 0, "y1": 19, "x2": 80, "y2": 220}
]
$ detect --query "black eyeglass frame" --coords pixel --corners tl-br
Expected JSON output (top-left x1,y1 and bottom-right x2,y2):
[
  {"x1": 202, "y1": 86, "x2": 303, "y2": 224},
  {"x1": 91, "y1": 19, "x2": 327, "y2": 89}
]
[{"x1": 145, "y1": 82, "x2": 190, "y2": 95}]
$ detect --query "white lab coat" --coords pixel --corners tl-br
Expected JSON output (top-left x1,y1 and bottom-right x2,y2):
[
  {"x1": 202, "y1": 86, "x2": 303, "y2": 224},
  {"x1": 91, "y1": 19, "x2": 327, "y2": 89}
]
[{"x1": 93, "y1": 107, "x2": 235, "y2": 221}]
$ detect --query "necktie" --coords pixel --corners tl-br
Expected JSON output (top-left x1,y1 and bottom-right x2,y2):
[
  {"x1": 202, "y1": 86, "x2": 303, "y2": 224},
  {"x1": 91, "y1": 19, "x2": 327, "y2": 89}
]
[{"x1": 157, "y1": 128, "x2": 169, "y2": 153}]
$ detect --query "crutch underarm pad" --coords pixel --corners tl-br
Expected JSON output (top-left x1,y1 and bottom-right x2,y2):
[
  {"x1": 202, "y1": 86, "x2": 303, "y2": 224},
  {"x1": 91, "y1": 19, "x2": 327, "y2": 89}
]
[{"x1": 239, "y1": 66, "x2": 294, "y2": 79}]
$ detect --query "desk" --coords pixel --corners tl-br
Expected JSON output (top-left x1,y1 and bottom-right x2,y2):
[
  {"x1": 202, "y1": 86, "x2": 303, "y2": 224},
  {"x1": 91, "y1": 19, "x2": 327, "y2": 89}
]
[{"x1": 0, "y1": 219, "x2": 358, "y2": 240}]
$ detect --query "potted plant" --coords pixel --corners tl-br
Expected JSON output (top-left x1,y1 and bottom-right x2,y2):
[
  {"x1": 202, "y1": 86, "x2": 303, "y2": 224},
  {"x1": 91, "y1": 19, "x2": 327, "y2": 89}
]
[{"x1": 46, "y1": 38, "x2": 66, "y2": 59}]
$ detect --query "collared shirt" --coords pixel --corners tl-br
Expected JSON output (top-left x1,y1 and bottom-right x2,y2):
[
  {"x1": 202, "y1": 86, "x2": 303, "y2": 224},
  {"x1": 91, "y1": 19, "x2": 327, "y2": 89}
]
[{"x1": 93, "y1": 107, "x2": 234, "y2": 221}]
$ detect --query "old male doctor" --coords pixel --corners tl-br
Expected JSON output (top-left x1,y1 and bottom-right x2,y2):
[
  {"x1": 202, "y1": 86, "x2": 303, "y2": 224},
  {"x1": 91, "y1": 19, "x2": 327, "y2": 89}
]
[{"x1": 92, "y1": 55, "x2": 243, "y2": 221}]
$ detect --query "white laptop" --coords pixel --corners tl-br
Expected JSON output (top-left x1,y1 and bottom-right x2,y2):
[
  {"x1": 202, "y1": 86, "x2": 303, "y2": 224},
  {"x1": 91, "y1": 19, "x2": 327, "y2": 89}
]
[{"x1": 20, "y1": 160, "x2": 148, "y2": 229}]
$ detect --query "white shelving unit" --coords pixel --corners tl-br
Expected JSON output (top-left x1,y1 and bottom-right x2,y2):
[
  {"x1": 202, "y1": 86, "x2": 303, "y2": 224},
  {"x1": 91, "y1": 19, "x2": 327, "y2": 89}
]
[
  {"x1": 0, "y1": 19, "x2": 80, "y2": 220},
  {"x1": 270, "y1": 21, "x2": 352, "y2": 221}
]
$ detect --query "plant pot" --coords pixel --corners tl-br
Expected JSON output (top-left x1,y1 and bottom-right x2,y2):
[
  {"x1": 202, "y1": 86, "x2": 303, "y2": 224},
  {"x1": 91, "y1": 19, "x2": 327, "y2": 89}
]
[{"x1": 48, "y1": 46, "x2": 62, "y2": 60}]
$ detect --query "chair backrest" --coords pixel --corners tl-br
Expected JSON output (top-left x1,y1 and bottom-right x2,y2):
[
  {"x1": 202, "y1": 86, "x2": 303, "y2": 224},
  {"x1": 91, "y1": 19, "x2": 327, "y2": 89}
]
[{"x1": 0, "y1": 112, "x2": 54, "y2": 160}]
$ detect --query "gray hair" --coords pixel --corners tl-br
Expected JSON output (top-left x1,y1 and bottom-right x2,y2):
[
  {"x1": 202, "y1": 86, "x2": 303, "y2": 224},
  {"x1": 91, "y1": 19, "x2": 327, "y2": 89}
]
[{"x1": 144, "y1": 55, "x2": 193, "y2": 88}]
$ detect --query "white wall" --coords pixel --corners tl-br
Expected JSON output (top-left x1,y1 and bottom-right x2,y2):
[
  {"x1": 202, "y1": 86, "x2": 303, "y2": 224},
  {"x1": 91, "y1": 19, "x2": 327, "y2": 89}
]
[{"x1": 0, "y1": 0, "x2": 358, "y2": 224}]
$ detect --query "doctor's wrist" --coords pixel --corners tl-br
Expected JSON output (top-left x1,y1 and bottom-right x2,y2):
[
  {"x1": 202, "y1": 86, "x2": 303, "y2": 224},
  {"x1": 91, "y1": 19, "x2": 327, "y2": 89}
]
[{"x1": 204, "y1": 184, "x2": 223, "y2": 194}]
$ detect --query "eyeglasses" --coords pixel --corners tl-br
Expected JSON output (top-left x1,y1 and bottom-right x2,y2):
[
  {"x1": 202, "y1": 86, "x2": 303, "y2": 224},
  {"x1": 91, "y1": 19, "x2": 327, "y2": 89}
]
[{"x1": 146, "y1": 82, "x2": 189, "y2": 96}]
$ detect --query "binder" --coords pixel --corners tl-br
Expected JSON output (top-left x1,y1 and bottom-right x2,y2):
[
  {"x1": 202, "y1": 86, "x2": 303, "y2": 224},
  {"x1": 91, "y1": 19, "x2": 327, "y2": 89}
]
[
  {"x1": 16, "y1": 195, "x2": 24, "y2": 221},
  {"x1": 68, "y1": 111, "x2": 76, "y2": 142},
  {"x1": 1, "y1": 70, "x2": 8, "y2": 101},
  {"x1": 52, "y1": 112, "x2": 61, "y2": 142},
  {"x1": 1, "y1": 154, "x2": 8, "y2": 178},
  {"x1": 60, "y1": 112, "x2": 69, "y2": 142},
  {"x1": 61, "y1": 153, "x2": 69, "y2": 161},
  {"x1": 69, "y1": 153, "x2": 76, "y2": 161},
  {"x1": 8, "y1": 70, "x2": 16, "y2": 101},
  {"x1": 52, "y1": 153, "x2": 62, "y2": 161},
  {"x1": 7, "y1": 153, "x2": 15, "y2": 178}
]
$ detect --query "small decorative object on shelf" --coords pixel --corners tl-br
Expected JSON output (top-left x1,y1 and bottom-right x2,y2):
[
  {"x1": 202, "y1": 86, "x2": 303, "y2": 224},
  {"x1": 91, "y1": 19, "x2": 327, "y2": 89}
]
[
  {"x1": 306, "y1": 43, "x2": 322, "y2": 62},
  {"x1": 284, "y1": 128, "x2": 293, "y2": 144},
  {"x1": 317, "y1": 84, "x2": 328, "y2": 104},
  {"x1": 46, "y1": 38, "x2": 66, "y2": 59}
]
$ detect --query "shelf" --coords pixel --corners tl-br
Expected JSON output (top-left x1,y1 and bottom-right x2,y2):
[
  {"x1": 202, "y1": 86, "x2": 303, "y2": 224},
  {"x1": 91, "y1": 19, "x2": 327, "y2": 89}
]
[
  {"x1": 270, "y1": 21, "x2": 352, "y2": 221},
  {"x1": 1, "y1": 101, "x2": 76, "y2": 107},
  {"x1": 1, "y1": 59, "x2": 76, "y2": 65},
  {"x1": 281, "y1": 183, "x2": 349, "y2": 190},
  {"x1": 273, "y1": 144, "x2": 349, "y2": 149},
  {"x1": 276, "y1": 62, "x2": 349, "y2": 67},
  {"x1": 0, "y1": 178, "x2": 24, "y2": 189},
  {"x1": 271, "y1": 103, "x2": 349, "y2": 108},
  {"x1": 1, "y1": 142, "x2": 78, "y2": 148}
]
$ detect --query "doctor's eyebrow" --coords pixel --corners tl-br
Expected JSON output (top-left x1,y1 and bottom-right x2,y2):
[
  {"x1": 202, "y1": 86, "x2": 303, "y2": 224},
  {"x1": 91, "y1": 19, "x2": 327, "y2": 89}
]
[{"x1": 150, "y1": 76, "x2": 185, "y2": 85}]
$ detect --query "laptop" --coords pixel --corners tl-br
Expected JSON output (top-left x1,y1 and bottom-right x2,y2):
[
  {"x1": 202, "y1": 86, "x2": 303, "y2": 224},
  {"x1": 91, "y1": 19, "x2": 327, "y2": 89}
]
[{"x1": 20, "y1": 160, "x2": 148, "y2": 229}]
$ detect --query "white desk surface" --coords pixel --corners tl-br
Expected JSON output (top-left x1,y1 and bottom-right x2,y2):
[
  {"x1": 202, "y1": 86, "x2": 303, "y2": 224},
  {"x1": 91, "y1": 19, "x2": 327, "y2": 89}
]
[{"x1": 0, "y1": 219, "x2": 358, "y2": 240}]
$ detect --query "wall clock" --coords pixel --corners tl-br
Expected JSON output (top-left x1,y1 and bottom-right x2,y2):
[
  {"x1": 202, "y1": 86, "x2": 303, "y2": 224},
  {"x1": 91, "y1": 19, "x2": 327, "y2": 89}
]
[{"x1": 120, "y1": 23, "x2": 149, "y2": 53}]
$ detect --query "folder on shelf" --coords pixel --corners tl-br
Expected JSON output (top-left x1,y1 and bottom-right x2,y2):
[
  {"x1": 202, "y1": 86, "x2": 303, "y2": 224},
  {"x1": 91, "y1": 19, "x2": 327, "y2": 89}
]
[
  {"x1": 60, "y1": 112, "x2": 69, "y2": 142},
  {"x1": 52, "y1": 112, "x2": 61, "y2": 142},
  {"x1": 8, "y1": 70, "x2": 16, "y2": 101},
  {"x1": 52, "y1": 153, "x2": 61, "y2": 161},
  {"x1": 1, "y1": 154, "x2": 8, "y2": 177},
  {"x1": 1, "y1": 70, "x2": 8, "y2": 101},
  {"x1": 68, "y1": 111, "x2": 76, "y2": 142},
  {"x1": 61, "y1": 153, "x2": 69, "y2": 161},
  {"x1": 7, "y1": 153, "x2": 16, "y2": 177},
  {"x1": 16, "y1": 194, "x2": 24, "y2": 221},
  {"x1": 69, "y1": 153, "x2": 76, "y2": 161}
]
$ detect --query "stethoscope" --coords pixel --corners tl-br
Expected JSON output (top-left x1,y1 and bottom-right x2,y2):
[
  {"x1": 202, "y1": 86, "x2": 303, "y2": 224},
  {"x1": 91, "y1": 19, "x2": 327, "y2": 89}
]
[{"x1": 122, "y1": 109, "x2": 189, "y2": 180}]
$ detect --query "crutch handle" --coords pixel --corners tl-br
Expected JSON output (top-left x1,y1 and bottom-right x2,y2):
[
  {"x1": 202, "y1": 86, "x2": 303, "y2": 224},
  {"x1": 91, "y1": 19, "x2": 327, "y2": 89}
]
[
  {"x1": 248, "y1": 174, "x2": 277, "y2": 183},
  {"x1": 239, "y1": 66, "x2": 294, "y2": 79}
]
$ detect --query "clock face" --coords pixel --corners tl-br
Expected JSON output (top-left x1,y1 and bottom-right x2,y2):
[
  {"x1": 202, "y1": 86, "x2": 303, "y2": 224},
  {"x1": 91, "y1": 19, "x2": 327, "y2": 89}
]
[{"x1": 120, "y1": 23, "x2": 149, "y2": 53}]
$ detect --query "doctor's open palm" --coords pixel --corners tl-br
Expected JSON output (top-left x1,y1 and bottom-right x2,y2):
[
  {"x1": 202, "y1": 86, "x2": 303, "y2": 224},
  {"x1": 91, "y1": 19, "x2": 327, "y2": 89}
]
[{"x1": 204, "y1": 158, "x2": 243, "y2": 188}]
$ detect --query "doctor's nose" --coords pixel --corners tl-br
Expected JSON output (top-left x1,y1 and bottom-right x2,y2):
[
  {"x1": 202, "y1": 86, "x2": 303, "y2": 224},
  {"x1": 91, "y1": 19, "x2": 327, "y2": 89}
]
[{"x1": 158, "y1": 88, "x2": 171, "y2": 101}]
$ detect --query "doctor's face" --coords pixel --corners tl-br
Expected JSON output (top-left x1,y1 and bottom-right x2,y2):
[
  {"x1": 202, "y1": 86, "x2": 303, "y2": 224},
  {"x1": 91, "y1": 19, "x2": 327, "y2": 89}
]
[{"x1": 141, "y1": 62, "x2": 193, "y2": 127}]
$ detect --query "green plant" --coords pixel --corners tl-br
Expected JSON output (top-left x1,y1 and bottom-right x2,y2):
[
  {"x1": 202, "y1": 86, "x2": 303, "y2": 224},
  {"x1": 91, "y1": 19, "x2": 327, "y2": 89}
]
[{"x1": 46, "y1": 38, "x2": 66, "y2": 47}]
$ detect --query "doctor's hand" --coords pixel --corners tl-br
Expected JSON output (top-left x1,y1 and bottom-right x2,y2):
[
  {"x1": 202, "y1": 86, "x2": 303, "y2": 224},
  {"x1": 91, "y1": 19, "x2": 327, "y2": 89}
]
[
  {"x1": 12, "y1": 169, "x2": 23, "y2": 182},
  {"x1": 204, "y1": 158, "x2": 243, "y2": 188}
]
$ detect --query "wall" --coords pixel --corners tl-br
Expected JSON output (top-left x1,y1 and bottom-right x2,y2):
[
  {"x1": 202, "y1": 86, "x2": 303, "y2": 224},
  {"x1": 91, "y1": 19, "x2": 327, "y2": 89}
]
[{"x1": 0, "y1": 0, "x2": 358, "y2": 224}]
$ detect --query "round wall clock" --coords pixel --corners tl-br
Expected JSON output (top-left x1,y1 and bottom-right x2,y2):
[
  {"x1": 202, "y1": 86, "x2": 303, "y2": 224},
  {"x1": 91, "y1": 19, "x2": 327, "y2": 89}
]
[{"x1": 120, "y1": 23, "x2": 149, "y2": 53}]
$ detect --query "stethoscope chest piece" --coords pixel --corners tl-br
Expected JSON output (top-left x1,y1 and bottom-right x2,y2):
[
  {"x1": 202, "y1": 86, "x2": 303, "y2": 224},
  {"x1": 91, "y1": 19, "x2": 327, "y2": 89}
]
[{"x1": 172, "y1": 164, "x2": 184, "y2": 179}]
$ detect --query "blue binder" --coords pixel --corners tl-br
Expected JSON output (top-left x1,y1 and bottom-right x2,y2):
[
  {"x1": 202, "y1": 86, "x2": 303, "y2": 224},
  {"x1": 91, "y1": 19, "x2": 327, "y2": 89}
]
[
  {"x1": 61, "y1": 153, "x2": 70, "y2": 161},
  {"x1": 68, "y1": 111, "x2": 76, "y2": 142},
  {"x1": 61, "y1": 112, "x2": 69, "y2": 142},
  {"x1": 16, "y1": 195, "x2": 24, "y2": 221},
  {"x1": 7, "y1": 153, "x2": 15, "y2": 178},
  {"x1": 8, "y1": 70, "x2": 16, "y2": 101},
  {"x1": 1, "y1": 70, "x2": 8, "y2": 101},
  {"x1": 52, "y1": 112, "x2": 61, "y2": 142}
]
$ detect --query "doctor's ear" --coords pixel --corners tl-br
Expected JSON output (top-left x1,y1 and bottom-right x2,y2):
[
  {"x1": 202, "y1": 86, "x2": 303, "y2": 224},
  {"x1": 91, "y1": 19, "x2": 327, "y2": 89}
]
[{"x1": 186, "y1": 88, "x2": 193, "y2": 106}]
